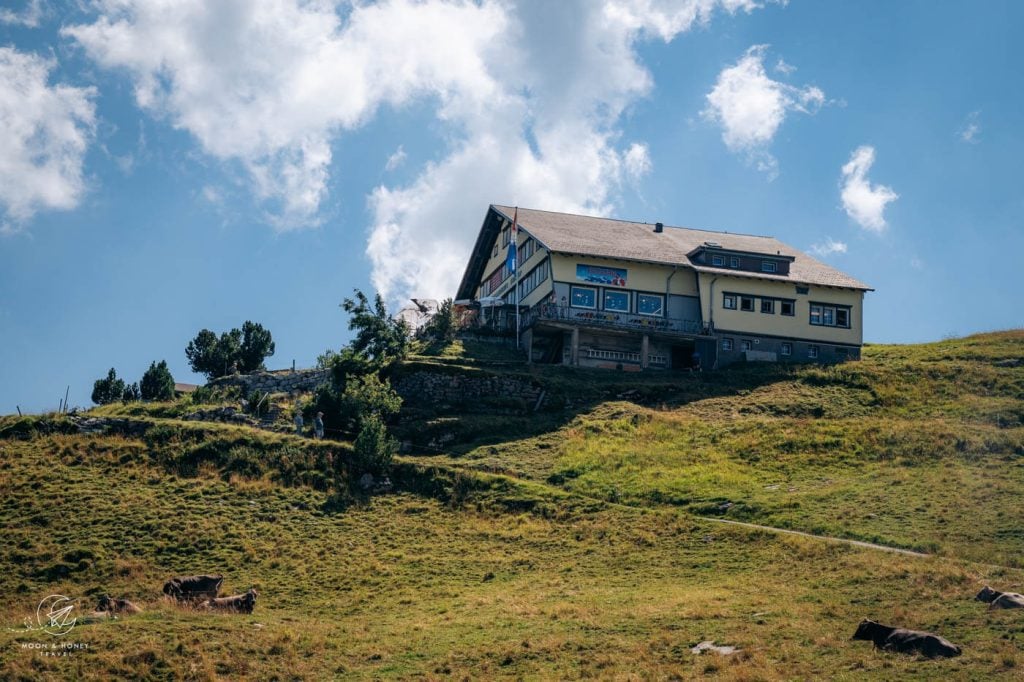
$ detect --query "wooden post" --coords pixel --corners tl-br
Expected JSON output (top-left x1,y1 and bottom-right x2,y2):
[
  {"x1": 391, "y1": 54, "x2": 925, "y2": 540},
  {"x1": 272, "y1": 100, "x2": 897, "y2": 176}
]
[
  {"x1": 570, "y1": 328, "x2": 580, "y2": 366},
  {"x1": 523, "y1": 329, "x2": 534, "y2": 364},
  {"x1": 63, "y1": 386, "x2": 70, "y2": 414},
  {"x1": 641, "y1": 334, "x2": 650, "y2": 370},
  {"x1": 17, "y1": 406, "x2": 22, "y2": 417}
]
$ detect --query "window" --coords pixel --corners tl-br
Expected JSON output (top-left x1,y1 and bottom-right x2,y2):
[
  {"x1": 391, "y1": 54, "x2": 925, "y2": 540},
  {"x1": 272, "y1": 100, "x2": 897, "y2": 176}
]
[
  {"x1": 808, "y1": 345, "x2": 819, "y2": 359},
  {"x1": 723, "y1": 294, "x2": 737, "y2": 310},
  {"x1": 711, "y1": 255, "x2": 725, "y2": 266},
  {"x1": 740, "y1": 296, "x2": 754, "y2": 312},
  {"x1": 740, "y1": 340, "x2": 752, "y2": 352},
  {"x1": 501, "y1": 226, "x2": 510, "y2": 246},
  {"x1": 780, "y1": 300, "x2": 795, "y2": 316},
  {"x1": 570, "y1": 286, "x2": 597, "y2": 309},
  {"x1": 796, "y1": 285, "x2": 809, "y2": 295},
  {"x1": 729, "y1": 256, "x2": 740, "y2": 268},
  {"x1": 603, "y1": 290, "x2": 630, "y2": 312},
  {"x1": 637, "y1": 293, "x2": 664, "y2": 316},
  {"x1": 517, "y1": 237, "x2": 535, "y2": 265},
  {"x1": 517, "y1": 258, "x2": 550, "y2": 300},
  {"x1": 760, "y1": 299, "x2": 774, "y2": 314},
  {"x1": 721, "y1": 338, "x2": 734, "y2": 351},
  {"x1": 781, "y1": 342, "x2": 792, "y2": 356},
  {"x1": 809, "y1": 303, "x2": 851, "y2": 328},
  {"x1": 762, "y1": 261, "x2": 778, "y2": 273}
]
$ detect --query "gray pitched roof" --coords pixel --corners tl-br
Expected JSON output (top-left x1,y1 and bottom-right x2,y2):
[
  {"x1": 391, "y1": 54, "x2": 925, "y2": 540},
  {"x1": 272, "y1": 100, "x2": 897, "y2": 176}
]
[{"x1": 492, "y1": 205, "x2": 872, "y2": 291}]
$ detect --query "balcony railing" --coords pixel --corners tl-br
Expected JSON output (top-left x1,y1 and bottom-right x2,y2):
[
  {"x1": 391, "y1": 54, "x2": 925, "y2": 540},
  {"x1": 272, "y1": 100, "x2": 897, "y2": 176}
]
[{"x1": 524, "y1": 304, "x2": 702, "y2": 336}]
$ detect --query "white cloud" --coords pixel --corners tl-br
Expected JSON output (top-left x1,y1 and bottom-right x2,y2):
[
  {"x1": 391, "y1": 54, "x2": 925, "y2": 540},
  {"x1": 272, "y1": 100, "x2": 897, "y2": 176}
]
[
  {"x1": 702, "y1": 44, "x2": 825, "y2": 177},
  {"x1": 774, "y1": 57, "x2": 795, "y2": 75},
  {"x1": 384, "y1": 145, "x2": 407, "y2": 172},
  {"x1": 0, "y1": 0, "x2": 45, "y2": 27},
  {"x1": 840, "y1": 145, "x2": 898, "y2": 232},
  {"x1": 810, "y1": 238, "x2": 847, "y2": 257},
  {"x1": 623, "y1": 142, "x2": 653, "y2": 181},
  {"x1": 959, "y1": 110, "x2": 980, "y2": 143},
  {"x1": 66, "y1": 0, "x2": 769, "y2": 299},
  {"x1": 0, "y1": 47, "x2": 96, "y2": 231}
]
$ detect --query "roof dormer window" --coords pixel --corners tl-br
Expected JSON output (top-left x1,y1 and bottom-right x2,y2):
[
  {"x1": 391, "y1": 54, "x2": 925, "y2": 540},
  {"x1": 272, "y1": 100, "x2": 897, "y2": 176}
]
[{"x1": 761, "y1": 261, "x2": 778, "y2": 273}]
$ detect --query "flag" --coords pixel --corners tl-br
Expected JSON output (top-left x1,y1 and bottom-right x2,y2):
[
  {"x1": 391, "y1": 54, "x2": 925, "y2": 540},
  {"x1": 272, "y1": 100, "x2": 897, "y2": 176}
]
[{"x1": 505, "y1": 207, "x2": 518, "y2": 275}]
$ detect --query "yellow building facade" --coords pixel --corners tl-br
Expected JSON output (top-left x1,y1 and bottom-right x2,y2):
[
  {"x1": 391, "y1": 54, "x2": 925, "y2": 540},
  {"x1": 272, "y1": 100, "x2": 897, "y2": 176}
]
[{"x1": 457, "y1": 206, "x2": 872, "y2": 370}]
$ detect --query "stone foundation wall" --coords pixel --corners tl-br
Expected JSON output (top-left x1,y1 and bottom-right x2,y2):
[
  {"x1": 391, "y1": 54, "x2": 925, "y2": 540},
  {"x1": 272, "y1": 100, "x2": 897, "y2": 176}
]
[
  {"x1": 394, "y1": 371, "x2": 543, "y2": 407},
  {"x1": 210, "y1": 368, "x2": 331, "y2": 395}
]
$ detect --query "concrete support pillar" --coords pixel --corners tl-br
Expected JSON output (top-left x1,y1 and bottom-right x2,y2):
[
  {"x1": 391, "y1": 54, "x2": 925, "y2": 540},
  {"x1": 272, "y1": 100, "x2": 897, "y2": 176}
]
[
  {"x1": 523, "y1": 329, "x2": 533, "y2": 364},
  {"x1": 570, "y1": 328, "x2": 580, "y2": 366},
  {"x1": 641, "y1": 334, "x2": 650, "y2": 370}
]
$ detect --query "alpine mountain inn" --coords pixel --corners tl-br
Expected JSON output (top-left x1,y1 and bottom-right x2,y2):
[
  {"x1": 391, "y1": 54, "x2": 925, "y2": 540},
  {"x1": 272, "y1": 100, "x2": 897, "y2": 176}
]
[{"x1": 455, "y1": 205, "x2": 872, "y2": 371}]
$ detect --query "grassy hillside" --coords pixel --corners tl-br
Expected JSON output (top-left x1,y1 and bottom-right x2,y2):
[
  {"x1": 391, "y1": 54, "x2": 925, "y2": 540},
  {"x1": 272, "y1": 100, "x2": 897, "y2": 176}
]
[
  {"x1": 438, "y1": 331, "x2": 1024, "y2": 565},
  {"x1": 1, "y1": 330, "x2": 1022, "y2": 679}
]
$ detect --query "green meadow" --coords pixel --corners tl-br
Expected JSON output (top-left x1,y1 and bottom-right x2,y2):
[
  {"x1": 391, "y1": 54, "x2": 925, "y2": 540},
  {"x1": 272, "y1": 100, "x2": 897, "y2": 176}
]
[{"x1": 1, "y1": 331, "x2": 1022, "y2": 679}]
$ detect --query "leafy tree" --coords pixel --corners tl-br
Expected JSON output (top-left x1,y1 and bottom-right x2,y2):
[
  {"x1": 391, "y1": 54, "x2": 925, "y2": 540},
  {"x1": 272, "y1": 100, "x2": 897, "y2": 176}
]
[
  {"x1": 352, "y1": 414, "x2": 397, "y2": 475},
  {"x1": 91, "y1": 368, "x2": 125, "y2": 405},
  {"x1": 418, "y1": 298, "x2": 457, "y2": 344},
  {"x1": 238, "y1": 321, "x2": 275, "y2": 372},
  {"x1": 316, "y1": 348, "x2": 340, "y2": 369},
  {"x1": 122, "y1": 382, "x2": 141, "y2": 403},
  {"x1": 185, "y1": 321, "x2": 274, "y2": 380},
  {"x1": 341, "y1": 290, "x2": 410, "y2": 365},
  {"x1": 140, "y1": 360, "x2": 176, "y2": 401}
]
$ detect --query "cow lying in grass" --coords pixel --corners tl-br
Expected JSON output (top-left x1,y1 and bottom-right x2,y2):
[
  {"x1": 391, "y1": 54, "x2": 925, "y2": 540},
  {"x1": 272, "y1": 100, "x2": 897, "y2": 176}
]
[
  {"x1": 202, "y1": 588, "x2": 258, "y2": 614},
  {"x1": 976, "y1": 586, "x2": 1024, "y2": 609},
  {"x1": 852, "y1": 619, "x2": 962, "y2": 658},
  {"x1": 96, "y1": 595, "x2": 142, "y2": 615},
  {"x1": 163, "y1": 574, "x2": 223, "y2": 603}
]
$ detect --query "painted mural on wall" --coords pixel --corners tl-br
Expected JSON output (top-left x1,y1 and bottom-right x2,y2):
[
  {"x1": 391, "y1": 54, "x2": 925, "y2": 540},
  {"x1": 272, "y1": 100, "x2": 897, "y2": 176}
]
[{"x1": 576, "y1": 264, "x2": 627, "y2": 287}]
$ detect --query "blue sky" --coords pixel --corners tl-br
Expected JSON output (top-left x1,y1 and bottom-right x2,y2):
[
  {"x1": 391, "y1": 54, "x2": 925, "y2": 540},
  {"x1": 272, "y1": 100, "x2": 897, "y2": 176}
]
[{"x1": 1, "y1": 0, "x2": 1021, "y2": 414}]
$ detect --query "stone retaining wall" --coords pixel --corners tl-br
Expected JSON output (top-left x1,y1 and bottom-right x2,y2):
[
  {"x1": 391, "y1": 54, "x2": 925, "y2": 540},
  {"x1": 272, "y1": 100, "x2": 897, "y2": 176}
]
[
  {"x1": 394, "y1": 371, "x2": 543, "y2": 407},
  {"x1": 210, "y1": 368, "x2": 331, "y2": 395}
]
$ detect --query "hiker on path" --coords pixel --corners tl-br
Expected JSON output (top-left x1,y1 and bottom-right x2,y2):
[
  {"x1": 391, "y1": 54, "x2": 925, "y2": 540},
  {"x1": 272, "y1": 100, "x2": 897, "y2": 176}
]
[
  {"x1": 313, "y1": 412, "x2": 324, "y2": 440},
  {"x1": 294, "y1": 410, "x2": 304, "y2": 436}
]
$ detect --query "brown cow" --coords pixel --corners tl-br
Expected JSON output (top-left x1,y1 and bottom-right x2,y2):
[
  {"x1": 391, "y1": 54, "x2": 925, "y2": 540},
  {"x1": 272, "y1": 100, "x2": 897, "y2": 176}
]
[
  {"x1": 96, "y1": 595, "x2": 142, "y2": 614},
  {"x1": 202, "y1": 588, "x2": 258, "y2": 614},
  {"x1": 852, "y1": 619, "x2": 961, "y2": 658},
  {"x1": 162, "y1": 574, "x2": 223, "y2": 602},
  {"x1": 976, "y1": 586, "x2": 1024, "y2": 609}
]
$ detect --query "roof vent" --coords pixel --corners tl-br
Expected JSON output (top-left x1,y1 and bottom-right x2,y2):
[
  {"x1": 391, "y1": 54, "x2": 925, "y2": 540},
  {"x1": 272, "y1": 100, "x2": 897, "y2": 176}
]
[
  {"x1": 704, "y1": 240, "x2": 721, "y2": 248},
  {"x1": 654, "y1": 222, "x2": 663, "y2": 233}
]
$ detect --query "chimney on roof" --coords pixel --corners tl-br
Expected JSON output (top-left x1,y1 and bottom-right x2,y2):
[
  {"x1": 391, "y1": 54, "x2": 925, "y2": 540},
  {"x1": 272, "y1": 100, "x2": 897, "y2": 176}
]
[{"x1": 654, "y1": 222, "x2": 664, "y2": 233}]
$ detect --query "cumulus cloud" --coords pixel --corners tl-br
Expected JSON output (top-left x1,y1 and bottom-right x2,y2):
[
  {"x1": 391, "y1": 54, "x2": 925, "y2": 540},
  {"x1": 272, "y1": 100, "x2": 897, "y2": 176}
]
[
  {"x1": 703, "y1": 44, "x2": 824, "y2": 177},
  {"x1": 0, "y1": 0, "x2": 45, "y2": 27},
  {"x1": 810, "y1": 238, "x2": 847, "y2": 257},
  {"x1": 840, "y1": 145, "x2": 898, "y2": 232},
  {"x1": 66, "y1": 0, "x2": 768, "y2": 298},
  {"x1": 623, "y1": 142, "x2": 653, "y2": 181},
  {"x1": 0, "y1": 47, "x2": 96, "y2": 231}
]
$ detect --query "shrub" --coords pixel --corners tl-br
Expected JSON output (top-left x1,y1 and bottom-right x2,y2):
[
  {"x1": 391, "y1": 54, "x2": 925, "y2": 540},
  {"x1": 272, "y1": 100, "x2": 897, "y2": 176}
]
[
  {"x1": 121, "y1": 382, "x2": 141, "y2": 403},
  {"x1": 140, "y1": 360, "x2": 175, "y2": 401},
  {"x1": 352, "y1": 414, "x2": 397, "y2": 475},
  {"x1": 245, "y1": 389, "x2": 271, "y2": 418},
  {"x1": 418, "y1": 298, "x2": 457, "y2": 344},
  {"x1": 92, "y1": 368, "x2": 126, "y2": 405}
]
